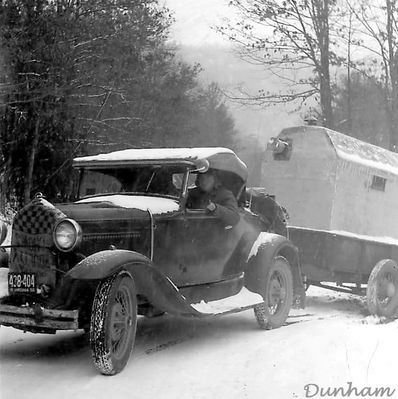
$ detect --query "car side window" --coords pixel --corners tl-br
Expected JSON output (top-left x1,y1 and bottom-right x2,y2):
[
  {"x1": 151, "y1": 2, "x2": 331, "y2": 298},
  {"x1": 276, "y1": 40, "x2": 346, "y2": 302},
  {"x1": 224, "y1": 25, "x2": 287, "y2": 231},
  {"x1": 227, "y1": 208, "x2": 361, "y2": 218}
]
[
  {"x1": 186, "y1": 172, "x2": 209, "y2": 211},
  {"x1": 172, "y1": 172, "x2": 196, "y2": 190}
]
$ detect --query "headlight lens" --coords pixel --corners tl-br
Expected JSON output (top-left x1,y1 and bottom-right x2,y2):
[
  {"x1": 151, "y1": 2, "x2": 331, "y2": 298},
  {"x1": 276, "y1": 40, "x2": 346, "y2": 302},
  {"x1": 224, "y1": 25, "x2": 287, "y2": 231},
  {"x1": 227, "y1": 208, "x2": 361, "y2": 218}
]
[{"x1": 53, "y1": 219, "x2": 82, "y2": 252}]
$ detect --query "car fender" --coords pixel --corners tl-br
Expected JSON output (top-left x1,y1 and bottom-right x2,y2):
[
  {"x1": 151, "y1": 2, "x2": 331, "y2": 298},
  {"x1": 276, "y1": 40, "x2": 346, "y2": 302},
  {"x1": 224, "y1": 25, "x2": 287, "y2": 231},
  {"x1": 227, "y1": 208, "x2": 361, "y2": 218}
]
[
  {"x1": 65, "y1": 250, "x2": 202, "y2": 317},
  {"x1": 244, "y1": 232, "x2": 305, "y2": 303}
]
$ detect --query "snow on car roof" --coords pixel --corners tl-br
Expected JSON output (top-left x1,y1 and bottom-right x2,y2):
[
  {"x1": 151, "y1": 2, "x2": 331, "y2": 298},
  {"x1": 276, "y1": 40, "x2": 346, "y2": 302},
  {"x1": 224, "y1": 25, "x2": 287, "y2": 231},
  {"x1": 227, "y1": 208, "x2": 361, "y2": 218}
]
[
  {"x1": 281, "y1": 126, "x2": 398, "y2": 176},
  {"x1": 73, "y1": 147, "x2": 248, "y2": 181}
]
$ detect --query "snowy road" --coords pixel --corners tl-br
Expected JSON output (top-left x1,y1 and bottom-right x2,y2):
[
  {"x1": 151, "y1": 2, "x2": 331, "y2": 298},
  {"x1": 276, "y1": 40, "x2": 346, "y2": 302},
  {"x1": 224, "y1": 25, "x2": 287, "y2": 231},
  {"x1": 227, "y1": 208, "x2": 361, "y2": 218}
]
[{"x1": 1, "y1": 287, "x2": 398, "y2": 399}]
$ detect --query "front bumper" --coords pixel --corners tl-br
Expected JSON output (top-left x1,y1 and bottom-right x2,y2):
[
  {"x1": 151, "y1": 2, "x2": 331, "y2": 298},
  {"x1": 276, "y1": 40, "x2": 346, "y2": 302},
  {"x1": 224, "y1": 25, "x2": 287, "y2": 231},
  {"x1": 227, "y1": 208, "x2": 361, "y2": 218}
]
[{"x1": 0, "y1": 303, "x2": 79, "y2": 332}]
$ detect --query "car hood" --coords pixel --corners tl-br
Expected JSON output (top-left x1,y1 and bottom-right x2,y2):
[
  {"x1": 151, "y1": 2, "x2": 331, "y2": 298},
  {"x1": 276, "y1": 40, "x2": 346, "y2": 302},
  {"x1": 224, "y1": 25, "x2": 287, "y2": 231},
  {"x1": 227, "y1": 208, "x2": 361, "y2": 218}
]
[{"x1": 73, "y1": 195, "x2": 180, "y2": 215}]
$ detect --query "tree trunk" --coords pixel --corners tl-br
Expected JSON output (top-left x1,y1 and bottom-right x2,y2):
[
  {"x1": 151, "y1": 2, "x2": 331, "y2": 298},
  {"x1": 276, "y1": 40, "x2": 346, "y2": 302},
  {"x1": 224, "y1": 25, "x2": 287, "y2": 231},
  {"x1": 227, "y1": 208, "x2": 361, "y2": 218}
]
[
  {"x1": 315, "y1": 0, "x2": 334, "y2": 129},
  {"x1": 24, "y1": 113, "x2": 40, "y2": 204},
  {"x1": 386, "y1": 0, "x2": 398, "y2": 151},
  {"x1": 346, "y1": 11, "x2": 353, "y2": 133},
  {"x1": 319, "y1": 68, "x2": 334, "y2": 129}
]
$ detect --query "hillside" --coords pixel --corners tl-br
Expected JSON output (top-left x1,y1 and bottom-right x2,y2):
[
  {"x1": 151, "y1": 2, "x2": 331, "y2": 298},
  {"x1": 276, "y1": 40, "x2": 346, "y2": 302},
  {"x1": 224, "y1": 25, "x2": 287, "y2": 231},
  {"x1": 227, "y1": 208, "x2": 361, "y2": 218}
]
[{"x1": 176, "y1": 44, "x2": 303, "y2": 142}]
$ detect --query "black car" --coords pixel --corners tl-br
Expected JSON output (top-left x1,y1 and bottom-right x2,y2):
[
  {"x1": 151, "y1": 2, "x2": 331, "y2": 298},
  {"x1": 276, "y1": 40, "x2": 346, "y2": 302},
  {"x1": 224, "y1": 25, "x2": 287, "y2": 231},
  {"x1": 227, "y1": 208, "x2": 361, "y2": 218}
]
[{"x1": 0, "y1": 147, "x2": 305, "y2": 375}]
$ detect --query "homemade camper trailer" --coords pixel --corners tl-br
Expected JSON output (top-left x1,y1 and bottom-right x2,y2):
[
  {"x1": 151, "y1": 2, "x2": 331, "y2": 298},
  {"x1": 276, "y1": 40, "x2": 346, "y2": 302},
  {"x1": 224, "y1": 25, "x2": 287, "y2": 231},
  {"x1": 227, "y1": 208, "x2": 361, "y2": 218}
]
[
  {"x1": 263, "y1": 125, "x2": 398, "y2": 237},
  {"x1": 262, "y1": 126, "x2": 398, "y2": 318}
]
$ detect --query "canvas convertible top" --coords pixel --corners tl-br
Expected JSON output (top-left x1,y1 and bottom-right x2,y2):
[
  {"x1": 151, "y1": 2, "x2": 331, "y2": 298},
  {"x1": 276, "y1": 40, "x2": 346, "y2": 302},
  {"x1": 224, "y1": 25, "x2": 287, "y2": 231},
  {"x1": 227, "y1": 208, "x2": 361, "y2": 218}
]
[{"x1": 73, "y1": 147, "x2": 248, "y2": 181}]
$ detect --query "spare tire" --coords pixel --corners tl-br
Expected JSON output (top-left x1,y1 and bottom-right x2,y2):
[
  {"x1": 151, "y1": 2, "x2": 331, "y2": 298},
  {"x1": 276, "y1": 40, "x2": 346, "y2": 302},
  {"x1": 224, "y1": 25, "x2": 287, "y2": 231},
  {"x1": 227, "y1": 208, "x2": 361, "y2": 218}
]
[{"x1": 246, "y1": 187, "x2": 288, "y2": 236}]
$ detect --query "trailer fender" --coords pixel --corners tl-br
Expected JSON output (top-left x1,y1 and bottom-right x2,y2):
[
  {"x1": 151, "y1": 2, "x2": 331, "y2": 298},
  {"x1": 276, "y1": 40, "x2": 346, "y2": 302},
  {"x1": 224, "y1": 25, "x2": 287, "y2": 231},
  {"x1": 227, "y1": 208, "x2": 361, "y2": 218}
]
[
  {"x1": 245, "y1": 232, "x2": 305, "y2": 305},
  {"x1": 64, "y1": 250, "x2": 201, "y2": 317}
]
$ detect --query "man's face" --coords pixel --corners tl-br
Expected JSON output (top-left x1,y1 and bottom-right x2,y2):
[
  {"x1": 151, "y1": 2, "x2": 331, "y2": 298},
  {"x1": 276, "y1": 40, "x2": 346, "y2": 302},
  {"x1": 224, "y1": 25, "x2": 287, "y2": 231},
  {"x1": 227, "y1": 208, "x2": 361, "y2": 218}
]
[{"x1": 198, "y1": 173, "x2": 215, "y2": 192}]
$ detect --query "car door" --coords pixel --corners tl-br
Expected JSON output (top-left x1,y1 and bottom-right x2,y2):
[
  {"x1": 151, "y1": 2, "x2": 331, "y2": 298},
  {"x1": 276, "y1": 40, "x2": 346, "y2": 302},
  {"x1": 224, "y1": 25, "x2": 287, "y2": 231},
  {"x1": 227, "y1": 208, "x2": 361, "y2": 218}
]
[{"x1": 154, "y1": 209, "x2": 245, "y2": 287}]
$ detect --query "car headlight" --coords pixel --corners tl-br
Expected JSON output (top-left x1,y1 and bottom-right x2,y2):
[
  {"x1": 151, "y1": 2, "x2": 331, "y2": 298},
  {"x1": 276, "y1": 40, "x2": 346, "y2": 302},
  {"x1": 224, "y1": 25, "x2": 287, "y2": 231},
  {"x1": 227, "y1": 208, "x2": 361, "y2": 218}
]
[
  {"x1": 53, "y1": 219, "x2": 82, "y2": 252},
  {"x1": 0, "y1": 221, "x2": 8, "y2": 245}
]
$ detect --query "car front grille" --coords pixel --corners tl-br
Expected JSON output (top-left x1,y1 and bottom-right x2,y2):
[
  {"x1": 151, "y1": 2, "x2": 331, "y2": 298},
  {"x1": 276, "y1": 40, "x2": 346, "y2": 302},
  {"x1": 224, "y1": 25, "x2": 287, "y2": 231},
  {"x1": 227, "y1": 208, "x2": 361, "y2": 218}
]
[{"x1": 9, "y1": 196, "x2": 66, "y2": 289}]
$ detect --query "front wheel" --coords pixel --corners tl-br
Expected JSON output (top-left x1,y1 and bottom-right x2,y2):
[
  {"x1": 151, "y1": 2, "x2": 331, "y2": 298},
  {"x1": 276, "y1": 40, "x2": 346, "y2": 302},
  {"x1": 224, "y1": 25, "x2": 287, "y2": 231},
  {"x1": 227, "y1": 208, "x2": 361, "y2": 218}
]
[
  {"x1": 254, "y1": 256, "x2": 293, "y2": 329},
  {"x1": 90, "y1": 271, "x2": 137, "y2": 375},
  {"x1": 366, "y1": 259, "x2": 398, "y2": 319}
]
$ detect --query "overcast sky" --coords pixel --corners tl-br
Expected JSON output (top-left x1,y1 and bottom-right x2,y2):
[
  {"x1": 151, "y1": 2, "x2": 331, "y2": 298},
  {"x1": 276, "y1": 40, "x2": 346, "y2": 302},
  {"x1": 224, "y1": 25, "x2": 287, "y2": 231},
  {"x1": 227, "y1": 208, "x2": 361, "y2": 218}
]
[
  {"x1": 165, "y1": 0, "x2": 233, "y2": 45},
  {"x1": 163, "y1": 0, "x2": 302, "y2": 142}
]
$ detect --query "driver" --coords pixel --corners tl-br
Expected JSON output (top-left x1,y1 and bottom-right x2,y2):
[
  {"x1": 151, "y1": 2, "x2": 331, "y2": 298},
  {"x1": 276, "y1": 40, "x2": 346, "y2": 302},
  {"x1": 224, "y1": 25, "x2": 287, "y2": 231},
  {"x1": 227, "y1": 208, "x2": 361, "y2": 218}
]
[{"x1": 186, "y1": 169, "x2": 240, "y2": 227}]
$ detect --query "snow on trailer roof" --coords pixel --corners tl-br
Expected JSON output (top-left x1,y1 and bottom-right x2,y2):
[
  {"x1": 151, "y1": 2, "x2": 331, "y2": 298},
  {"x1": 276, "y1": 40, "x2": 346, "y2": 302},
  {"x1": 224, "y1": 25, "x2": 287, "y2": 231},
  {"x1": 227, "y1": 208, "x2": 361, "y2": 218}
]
[
  {"x1": 281, "y1": 126, "x2": 398, "y2": 176},
  {"x1": 73, "y1": 147, "x2": 248, "y2": 181}
]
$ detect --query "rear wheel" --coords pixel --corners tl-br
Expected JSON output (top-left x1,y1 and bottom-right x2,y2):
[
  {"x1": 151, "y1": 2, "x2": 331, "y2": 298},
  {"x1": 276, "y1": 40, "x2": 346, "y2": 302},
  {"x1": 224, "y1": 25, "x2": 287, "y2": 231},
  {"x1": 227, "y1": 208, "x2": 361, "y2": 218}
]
[
  {"x1": 90, "y1": 271, "x2": 137, "y2": 375},
  {"x1": 254, "y1": 256, "x2": 293, "y2": 329},
  {"x1": 367, "y1": 259, "x2": 398, "y2": 319}
]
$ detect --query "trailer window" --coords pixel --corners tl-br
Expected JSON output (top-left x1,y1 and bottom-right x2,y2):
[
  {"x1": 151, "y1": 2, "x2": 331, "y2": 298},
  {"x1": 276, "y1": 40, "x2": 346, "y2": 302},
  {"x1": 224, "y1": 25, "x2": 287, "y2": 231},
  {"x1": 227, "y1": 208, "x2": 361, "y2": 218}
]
[{"x1": 371, "y1": 175, "x2": 386, "y2": 192}]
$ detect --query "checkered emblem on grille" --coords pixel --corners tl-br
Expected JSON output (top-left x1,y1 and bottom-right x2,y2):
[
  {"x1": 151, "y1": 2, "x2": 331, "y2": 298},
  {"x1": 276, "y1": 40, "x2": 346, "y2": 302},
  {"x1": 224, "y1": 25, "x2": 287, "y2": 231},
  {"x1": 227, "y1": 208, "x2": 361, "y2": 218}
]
[{"x1": 12, "y1": 197, "x2": 66, "y2": 236}]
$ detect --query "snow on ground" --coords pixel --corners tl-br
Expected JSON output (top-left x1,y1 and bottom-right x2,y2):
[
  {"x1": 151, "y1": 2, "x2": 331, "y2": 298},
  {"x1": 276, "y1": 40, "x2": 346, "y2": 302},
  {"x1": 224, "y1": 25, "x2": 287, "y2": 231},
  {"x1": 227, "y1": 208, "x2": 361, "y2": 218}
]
[{"x1": 0, "y1": 268, "x2": 397, "y2": 399}]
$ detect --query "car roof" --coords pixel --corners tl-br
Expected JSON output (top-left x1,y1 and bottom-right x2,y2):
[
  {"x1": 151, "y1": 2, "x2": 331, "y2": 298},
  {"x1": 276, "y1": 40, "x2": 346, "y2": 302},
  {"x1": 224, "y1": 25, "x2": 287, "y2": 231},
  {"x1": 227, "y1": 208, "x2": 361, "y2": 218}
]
[{"x1": 73, "y1": 147, "x2": 248, "y2": 181}]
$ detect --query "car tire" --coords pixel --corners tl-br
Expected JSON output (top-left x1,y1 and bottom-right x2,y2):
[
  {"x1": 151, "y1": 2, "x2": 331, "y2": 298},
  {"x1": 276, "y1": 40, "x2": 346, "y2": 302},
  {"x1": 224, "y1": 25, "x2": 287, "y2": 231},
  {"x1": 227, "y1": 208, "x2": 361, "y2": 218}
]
[
  {"x1": 254, "y1": 255, "x2": 293, "y2": 329},
  {"x1": 367, "y1": 259, "x2": 398, "y2": 319},
  {"x1": 90, "y1": 271, "x2": 137, "y2": 375}
]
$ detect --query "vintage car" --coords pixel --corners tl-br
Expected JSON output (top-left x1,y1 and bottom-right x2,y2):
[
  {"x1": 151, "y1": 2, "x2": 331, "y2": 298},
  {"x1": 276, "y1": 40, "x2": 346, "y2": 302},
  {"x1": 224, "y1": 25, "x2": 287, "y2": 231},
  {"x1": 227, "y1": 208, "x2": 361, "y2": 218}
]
[{"x1": 0, "y1": 147, "x2": 305, "y2": 375}]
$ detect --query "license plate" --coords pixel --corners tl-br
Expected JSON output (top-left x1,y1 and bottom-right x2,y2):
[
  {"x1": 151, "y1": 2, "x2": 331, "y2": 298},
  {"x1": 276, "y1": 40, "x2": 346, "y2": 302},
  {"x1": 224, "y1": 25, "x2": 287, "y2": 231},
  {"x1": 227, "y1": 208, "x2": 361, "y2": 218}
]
[{"x1": 8, "y1": 272, "x2": 36, "y2": 294}]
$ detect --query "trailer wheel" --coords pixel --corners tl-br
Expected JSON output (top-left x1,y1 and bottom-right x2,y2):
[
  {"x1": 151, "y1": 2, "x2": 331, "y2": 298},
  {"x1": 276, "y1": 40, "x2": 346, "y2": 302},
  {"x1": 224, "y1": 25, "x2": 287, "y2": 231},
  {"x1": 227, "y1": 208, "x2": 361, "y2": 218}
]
[
  {"x1": 367, "y1": 259, "x2": 398, "y2": 319},
  {"x1": 254, "y1": 256, "x2": 293, "y2": 329},
  {"x1": 90, "y1": 271, "x2": 137, "y2": 375}
]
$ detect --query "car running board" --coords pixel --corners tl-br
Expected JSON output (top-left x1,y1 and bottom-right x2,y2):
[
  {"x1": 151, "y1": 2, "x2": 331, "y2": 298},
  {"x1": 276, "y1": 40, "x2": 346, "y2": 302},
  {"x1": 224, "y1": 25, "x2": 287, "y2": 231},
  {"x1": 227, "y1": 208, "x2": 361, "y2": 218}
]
[{"x1": 190, "y1": 287, "x2": 264, "y2": 316}]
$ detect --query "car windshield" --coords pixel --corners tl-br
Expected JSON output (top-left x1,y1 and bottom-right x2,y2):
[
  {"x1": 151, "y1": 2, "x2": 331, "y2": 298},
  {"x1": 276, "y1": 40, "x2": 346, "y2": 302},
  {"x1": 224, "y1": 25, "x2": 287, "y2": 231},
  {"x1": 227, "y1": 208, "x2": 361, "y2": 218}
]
[{"x1": 78, "y1": 165, "x2": 188, "y2": 199}]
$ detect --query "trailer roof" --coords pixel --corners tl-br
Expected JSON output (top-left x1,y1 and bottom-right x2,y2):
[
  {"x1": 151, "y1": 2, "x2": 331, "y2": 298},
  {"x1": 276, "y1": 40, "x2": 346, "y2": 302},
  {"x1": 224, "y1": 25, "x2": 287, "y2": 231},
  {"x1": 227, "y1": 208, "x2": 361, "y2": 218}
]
[
  {"x1": 73, "y1": 147, "x2": 248, "y2": 181},
  {"x1": 281, "y1": 126, "x2": 398, "y2": 176}
]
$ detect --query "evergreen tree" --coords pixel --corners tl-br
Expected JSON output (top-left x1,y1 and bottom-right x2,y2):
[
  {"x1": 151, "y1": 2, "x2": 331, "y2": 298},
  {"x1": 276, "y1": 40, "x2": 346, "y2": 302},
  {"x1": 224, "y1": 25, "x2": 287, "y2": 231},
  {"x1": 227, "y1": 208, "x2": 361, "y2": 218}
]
[{"x1": 0, "y1": 1, "x2": 239, "y2": 206}]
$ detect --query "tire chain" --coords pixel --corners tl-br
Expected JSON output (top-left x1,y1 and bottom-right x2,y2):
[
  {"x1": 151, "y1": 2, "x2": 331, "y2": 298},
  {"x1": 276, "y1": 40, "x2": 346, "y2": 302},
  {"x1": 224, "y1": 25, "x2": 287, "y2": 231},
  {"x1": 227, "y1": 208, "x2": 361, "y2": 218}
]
[
  {"x1": 90, "y1": 273, "x2": 118, "y2": 375},
  {"x1": 254, "y1": 303, "x2": 271, "y2": 329}
]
